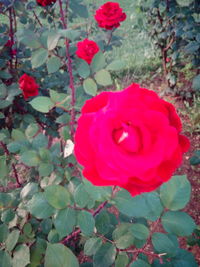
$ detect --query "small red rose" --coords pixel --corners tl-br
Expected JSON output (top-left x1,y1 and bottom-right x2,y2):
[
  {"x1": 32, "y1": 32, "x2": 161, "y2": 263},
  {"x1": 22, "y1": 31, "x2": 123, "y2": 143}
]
[
  {"x1": 5, "y1": 40, "x2": 14, "y2": 48},
  {"x1": 76, "y1": 39, "x2": 100, "y2": 64},
  {"x1": 166, "y1": 57, "x2": 171, "y2": 63},
  {"x1": 74, "y1": 84, "x2": 190, "y2": 197},
  {"x1": 19, "y1": 74, "x2": 39, "y2": 100},
  {"x1": 36, "y1": 0, "x2": 56, "y2": 7},
  {"x1": 94, "y1": 2, "x2": 126, "y2": 30}
]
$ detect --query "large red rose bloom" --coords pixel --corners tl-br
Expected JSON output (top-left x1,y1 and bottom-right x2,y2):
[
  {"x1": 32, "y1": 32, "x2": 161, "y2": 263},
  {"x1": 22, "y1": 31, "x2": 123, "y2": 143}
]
[
  {"x1": 19, "y1": 74, "x2": 39, "y2": 100},
  {"x1": 36, "y1": 0, "x2": 56, "y2": 7},
  {"x1": 94, "y1": 2, "x2": 126, "y2": 30},
  {"x1": 74, "y1": 84, "x2": 190, "y2": 196},
  {"x1": 76, "y1": 39, "x2": 99, "y2": 64}
]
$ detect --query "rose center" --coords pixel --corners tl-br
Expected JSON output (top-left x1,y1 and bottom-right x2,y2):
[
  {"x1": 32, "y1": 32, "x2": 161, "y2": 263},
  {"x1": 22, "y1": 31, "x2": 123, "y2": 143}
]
[{"x1": 113, "y1": 123, "x2": 141, "y2": 153}]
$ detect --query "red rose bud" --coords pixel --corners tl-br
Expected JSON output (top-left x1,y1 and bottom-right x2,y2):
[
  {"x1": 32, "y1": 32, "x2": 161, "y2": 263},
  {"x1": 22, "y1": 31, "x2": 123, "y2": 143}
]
[
  {"x1": 5, "y1": 40, "x2": 14, "y2": 47},
  {"x1": 11, "y1": 49, "x2": 17, "y2": 56},
  {"x1": 76, "y1": 39, "x2": 99, "y2": 64},
  {"x1": 36, "y1": 0, "x2": 56, "y2": 7},
  {"x1": 18, "y1": 74, "x2": 39, "y2": 100},
  {"x1": 166, "y1": 57, "x2": 171, "y2": 63},
  {"x1": 74, "y1": 84, "x2": 190, "y2": 197},
  {"x1": 94, "y1": 2, "x2": 126, "y2": 30}
]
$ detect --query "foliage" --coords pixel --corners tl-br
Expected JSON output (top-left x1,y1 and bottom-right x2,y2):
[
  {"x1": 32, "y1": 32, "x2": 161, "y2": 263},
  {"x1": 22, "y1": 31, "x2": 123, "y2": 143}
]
[
  {"x1": 140, "y1": 0, "x2": 200, "y2": 94},
  {"x1": 0, "y1": 0, "x2": 198, "y2": 266}
]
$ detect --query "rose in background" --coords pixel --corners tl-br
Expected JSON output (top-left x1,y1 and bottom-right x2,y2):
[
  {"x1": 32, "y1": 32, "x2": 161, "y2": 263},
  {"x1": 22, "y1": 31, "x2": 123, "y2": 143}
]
[
  {"x1": 76, "y1": 39, "x2": 100, "y2": 64},
  {"x1": 94, "y1": 2, "x2": 126, "y2": 30},
  {"x1": 36, "y1": 0, "x2": 56, "y2": 7},
  {"x1": 18, "y1": 74, "x2": 39, "y2": 100},
  {"x1": 74, "y1": 84, "x2": 190, "y2": 196}
]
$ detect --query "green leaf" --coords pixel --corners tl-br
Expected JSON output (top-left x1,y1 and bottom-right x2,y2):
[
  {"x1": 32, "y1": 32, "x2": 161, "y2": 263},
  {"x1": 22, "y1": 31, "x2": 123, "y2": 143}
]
[
  {"x1": 11, "y1": 129, "x2": 25, "y2": 141},
  {"x1": 0, "y1": 71, "x2": 12, "y2": 79},
  {"x1": 30, "y1": 238, "x2": 47, "y2": 267},
  {"x1": 0, "y1": 192, "x2": 13, "y2": 208},
  {"x1": 30, "y1": 96, "x2": 54, "y2": 113},
  {"x1": 94, "y1": 69, "x2": 112, "y2": 86},
  {"x1": 130, "y1": 223, "x2": 149, "y2": 240},
  {"x1": 76, "y1": 59, "x2": 90, "y2": 79},
  {"x1": 190, "y1": 150, "x2": 200, "y2": 165},
  {"x1": 95, "y1": 210, "x2": 111, "y2": 235},
  {"x1": 176, "y1": 0, "x2": 193, "y2": 6},
  {"x1": 172, "y1": 248, "x2": 198, "y2": 267},
  {"x1": 77, "y1": 210, "x2": 95, "y2": 236},
  {"x1": 27, "y1": 192, "x2": 55, "y2": 219},
  {"x1": 54, "y1": 208, "x2": 76, "y2": 239},
  {"x1": 74, "y1": 183, "x2": 90, "y2": 208},
  {"x1": 13, "y1": 244, "x2": 30, "y2": 267},
  {"x1": 5, "y1": 229, "x2": 20, "y2": 251},
  {"x1": 47, "y1": 31, "x2": 60, "y2": 51},
  {"x1": 47, "y1": 56, "x2": 61, "y2": 74},
  {"x1": 162, "y1": 211, "x2": 196, "y2": 236},
  {"x1": 160, "y1": 175, "x2": 191, "y2": 210},
  {"x1": 192, "y1": 75, "x2": 200, "y2": 91},
  {"x1": 0, "y1": 250, "x2": 12, "y2": 267},
  {"x1": 84, "y1": 238, "x2": 102, "y2": 256},
  {"x1": 0, "y1": 155, "x2": 8, "y2": 178},
  {"x1": 112, "y1": 223, "x2": 134, "y2": 249},
  {"x1": 184, "y1": 41, "x2": 199, "y2": 54},
  {"x1": 107, "y1": 59, "x2": 126, "y2": 71},
  {"x1": 115, "y1": 252, "x2": 129, "y2": 267},
  {"x1": 25, "y1": 123, "x2": 39, "y2": 139},
  {"x1": 31, "y1": 48, "x2": 48, "y2": 68},
  {"x1": 93, "y1": 243, "x2": 116, "y2": 267},
  {"x1": 114, "y1": 190, "x2": 148, "y2": 218},
  {"x1": 17, "y1": 29, "x2": 41, "y2": 49},
  {"x1": 44, "y1": 185, "x2": 70, "y2": 209},
  {"x1": 20, "y1": 182, "x2": 38, "y2": 199},
  {"x1": 0, "y1": 223, "x2": 9, "y2": 242},
  {"x1": 44, "y1": 243, "x2": 79, "y2": 267},
  {"x1": 152, "y1": 233, "x2": 178, "y2": 256},
  {"x1": 91, "y1": 51, "x2": 106, "y2": 73},
  {"x1": 130, "y1": 259, "x2": 150, "y2": 267},
  {"x1": 20, "y1": 150, "x2": 40, "y2": 167},
  {"x1": 39, "y1": 163, "x2": 54, "y2": 176},
  {"x1": 143, "y1": 192, "x2": 163, "y2": 221},
  {"x1": 83, "y1": 78, "x2": 97, "y2": 96},
  {"x1": 32, "y1": 134, "x2": 48, "y2": 149},
  {"x1": 1, "y1": 209, "x2": 15, "y2": 223},
  {"x1": 58, "y1": 29, "x2": 81, "y2": 41}
]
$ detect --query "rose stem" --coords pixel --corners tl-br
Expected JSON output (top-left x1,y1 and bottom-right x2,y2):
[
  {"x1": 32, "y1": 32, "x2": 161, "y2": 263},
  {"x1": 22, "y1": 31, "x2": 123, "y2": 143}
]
[{"x1": 58, "y1": 0, "x2": 76, "y2": 140}]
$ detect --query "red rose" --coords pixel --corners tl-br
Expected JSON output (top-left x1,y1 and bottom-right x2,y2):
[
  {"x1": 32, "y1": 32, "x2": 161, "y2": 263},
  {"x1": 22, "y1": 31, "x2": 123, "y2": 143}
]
[
  {"x1": 94, "y1": 2, "x2": 126, "y2": 30},
  {"x1": 36, "y1": 0, "x2": 56, "y2": 7},
  {"x1": 74, "y1": 84, "x2": 190, "y2": 196},
  {"x1": 19, "y1": 74, "x2": 39, "y2": 100},
  {"x1": 76, "y1": 39, "x2": 100, "y2": 64},
  {"x1": 5, "y1": 40, "x2": 14, "y2": 48}
]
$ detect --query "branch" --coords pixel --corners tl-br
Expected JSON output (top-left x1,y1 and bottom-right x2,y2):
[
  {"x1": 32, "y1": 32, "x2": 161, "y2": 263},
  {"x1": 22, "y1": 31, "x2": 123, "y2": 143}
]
[
  {"x1": 33, "y1": 10, "x2": 43, "y2": 27},
  {"x1": 58, "y1": 0, "x2": 76, "y2": 139},
  {"x1": 0, "y1": 142, "x2": 21, "y2": 187}
]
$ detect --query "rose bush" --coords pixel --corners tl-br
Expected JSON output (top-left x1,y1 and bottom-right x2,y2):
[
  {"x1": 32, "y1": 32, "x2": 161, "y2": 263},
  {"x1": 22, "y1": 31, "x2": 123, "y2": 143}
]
[
  {"x1": 74, "y1": 83, "x2": 190, "y2": 196},
  {"x1": 94, "y1": 2, "x2": 126, "y2": 30},
  {"x1": 36, "y1": 0, "x2": 56, "y2": 6},
  {"x1": 76, "y1": 39, "x2": 100, "y2": 64},
  {"x1": 18, "y1": 74, "x2": 39, "y2": 100}
]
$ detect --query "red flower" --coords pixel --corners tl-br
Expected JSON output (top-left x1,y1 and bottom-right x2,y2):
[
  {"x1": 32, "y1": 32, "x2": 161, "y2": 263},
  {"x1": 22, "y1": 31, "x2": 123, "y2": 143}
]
[
  {"x1": 36, "y1": 0, "x2": 56, "y2": 7},
  {"x1": 76, "y1": 39, "x2": 99, "y2": 64},
  {"x1": 94, "y1": 2, "x2": 126, "y2": 30},
  {"x1": 5, "y1": 40, "x2": 14, "y2": 48},
  {"x1": 19, "y1": 74, "x2": 39, "y2": 100},
  {"x1": 74, "y1": 84, "x2": 190, "y2": 197}
]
